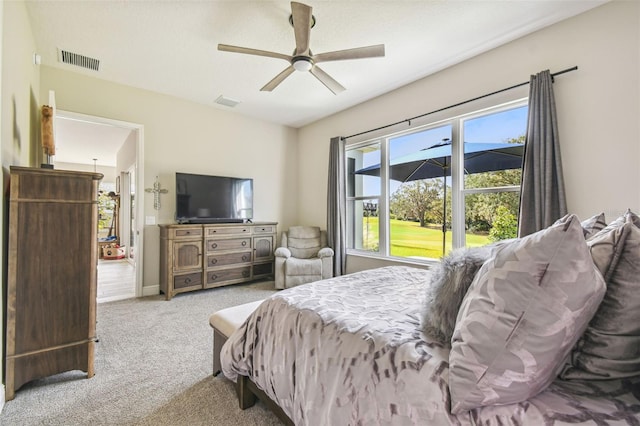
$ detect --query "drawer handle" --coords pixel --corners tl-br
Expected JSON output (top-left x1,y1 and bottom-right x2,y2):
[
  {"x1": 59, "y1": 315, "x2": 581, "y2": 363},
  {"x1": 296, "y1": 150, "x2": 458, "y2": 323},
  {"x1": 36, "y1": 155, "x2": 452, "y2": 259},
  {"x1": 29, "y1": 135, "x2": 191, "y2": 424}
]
[
  {"x1": 242, "y1": 255, "x2": 249, "y2": 261},
  {"x1": 241, "y1": 241, "x2": 247, "y2": 246},
  {"x1": 211, "y1": 243, "x2": 218, "y2": 249},
  {"x1": 185, "y1": 277, "x2": 191, "y2": 284},
  {"x1": 211, "y1": 259, "x2": 218, "y2": 265},
  {"x1": 185, "y1": 231, "x2": 190, "y2": 235},
  {"x1": 211, "y1": 274, "x2": 218, "y2": 280},
  {"x1": 261, "y1": 228, "x2": 266, "y2": 231},
  {"x1": 243, "y1": 229, "x2": 247, "y2": 232},
  {"x1": 242, "y1": 270, "x2": 249, "y2": 278}
]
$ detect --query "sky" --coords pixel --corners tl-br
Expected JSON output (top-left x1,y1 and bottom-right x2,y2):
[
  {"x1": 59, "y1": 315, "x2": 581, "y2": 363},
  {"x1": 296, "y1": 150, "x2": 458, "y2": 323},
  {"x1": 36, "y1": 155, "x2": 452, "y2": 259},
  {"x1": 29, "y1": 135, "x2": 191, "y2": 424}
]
[
  {"x1": 357, "y1": 105, "x2": 528, "y2": 197},
  {"x1": 389, "y1": 105, "x2": 527, "y2": 161}
]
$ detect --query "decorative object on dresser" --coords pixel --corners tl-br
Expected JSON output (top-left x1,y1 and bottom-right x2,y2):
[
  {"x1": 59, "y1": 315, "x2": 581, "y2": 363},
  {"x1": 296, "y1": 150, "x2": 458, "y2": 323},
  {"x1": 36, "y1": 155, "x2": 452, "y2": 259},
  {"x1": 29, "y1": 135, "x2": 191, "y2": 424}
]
[
  {"x1": 159, "y1": 222, "x2": 277, "y2": 300},
  {"x1": 40, "y1": 105, "x2": 55, "y2": 168},
  {"x1": 5, "y1": 166, "x2": 103, "y2": 401}
]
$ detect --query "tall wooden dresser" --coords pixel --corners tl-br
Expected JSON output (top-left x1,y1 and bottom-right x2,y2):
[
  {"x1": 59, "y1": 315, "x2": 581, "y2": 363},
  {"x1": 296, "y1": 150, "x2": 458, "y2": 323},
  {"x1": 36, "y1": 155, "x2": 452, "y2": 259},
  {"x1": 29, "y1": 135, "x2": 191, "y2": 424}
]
[{"x1": 5, "y1": 167, "x2": 103, "y2": 401}]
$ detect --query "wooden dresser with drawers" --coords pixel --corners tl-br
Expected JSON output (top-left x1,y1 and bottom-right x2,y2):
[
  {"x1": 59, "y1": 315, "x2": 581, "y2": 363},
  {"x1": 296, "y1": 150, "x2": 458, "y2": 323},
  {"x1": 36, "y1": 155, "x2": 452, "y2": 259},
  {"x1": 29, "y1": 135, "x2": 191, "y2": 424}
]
[{"x1": 159, "y1": 222, "x2": 277, "y2": 300}]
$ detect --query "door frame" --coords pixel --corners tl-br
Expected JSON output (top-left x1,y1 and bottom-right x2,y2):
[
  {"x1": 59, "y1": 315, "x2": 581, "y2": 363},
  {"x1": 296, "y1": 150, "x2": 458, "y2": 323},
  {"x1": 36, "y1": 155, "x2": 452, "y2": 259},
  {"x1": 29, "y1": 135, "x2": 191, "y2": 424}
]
[
  {"x1": 119, "y1": 168, "x2": 134, "y2": 265},
  {"x1": 56, "y1": 109, "x2": 145, "y2": 298}
]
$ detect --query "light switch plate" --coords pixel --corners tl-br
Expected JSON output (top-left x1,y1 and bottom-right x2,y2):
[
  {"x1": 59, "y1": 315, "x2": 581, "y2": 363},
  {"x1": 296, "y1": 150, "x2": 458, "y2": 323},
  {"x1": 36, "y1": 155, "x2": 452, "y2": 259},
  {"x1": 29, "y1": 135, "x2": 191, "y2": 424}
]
[{"x1": 145, "y1": 216, "x2": 156, "y2": 225}]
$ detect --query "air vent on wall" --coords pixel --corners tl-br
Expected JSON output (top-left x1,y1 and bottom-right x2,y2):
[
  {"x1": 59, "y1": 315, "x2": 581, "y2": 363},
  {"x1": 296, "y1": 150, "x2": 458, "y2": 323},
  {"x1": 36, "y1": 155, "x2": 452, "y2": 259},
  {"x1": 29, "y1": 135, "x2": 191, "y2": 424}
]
[{"x1": 57, "y1": 48, "x2": 100, "y2": 71}]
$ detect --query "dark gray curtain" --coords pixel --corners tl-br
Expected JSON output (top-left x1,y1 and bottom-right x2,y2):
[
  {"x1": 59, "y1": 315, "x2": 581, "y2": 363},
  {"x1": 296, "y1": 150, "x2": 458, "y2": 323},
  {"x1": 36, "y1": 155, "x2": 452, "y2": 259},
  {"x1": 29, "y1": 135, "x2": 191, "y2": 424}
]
[
  {"x1": 518, "y1": 70, "x2": 567, "y2": 237},
  {"x1": 327, "y1": 136, "x2": 346, "y2": 276}
]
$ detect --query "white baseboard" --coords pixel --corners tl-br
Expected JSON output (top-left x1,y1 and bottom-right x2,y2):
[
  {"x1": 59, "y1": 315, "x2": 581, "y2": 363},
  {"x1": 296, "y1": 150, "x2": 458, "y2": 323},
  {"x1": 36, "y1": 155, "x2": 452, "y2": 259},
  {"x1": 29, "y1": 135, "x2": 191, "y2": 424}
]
[
  {"x1": 0, "y1": 384, "x2": 5, "y2": 413},
  {"x1": 99, "y1": 286, "x2": 159, "y2": 300},
  {"x1": 142, "y1": 285, "x2": 160, "y2": 297},
  {"x1": 97, "y1": 292, "x2": 136, "y2": 304}
]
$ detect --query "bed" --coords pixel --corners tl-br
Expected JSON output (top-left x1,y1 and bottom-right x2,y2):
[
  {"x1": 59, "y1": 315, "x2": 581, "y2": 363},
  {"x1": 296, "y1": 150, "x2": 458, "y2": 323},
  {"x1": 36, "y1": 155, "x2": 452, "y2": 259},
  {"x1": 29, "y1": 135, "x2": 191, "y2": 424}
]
[{"x1": 220, "y1": 265, "x2": 640, "y2": 425}]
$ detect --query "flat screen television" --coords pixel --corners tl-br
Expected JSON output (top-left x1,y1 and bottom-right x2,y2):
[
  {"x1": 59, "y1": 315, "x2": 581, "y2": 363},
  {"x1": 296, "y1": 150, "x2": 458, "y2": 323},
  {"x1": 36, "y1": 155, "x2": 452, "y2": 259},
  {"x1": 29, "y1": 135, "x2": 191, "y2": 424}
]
[{"x1": 175, "y1": 172, "x2": 253, "y2": 224}]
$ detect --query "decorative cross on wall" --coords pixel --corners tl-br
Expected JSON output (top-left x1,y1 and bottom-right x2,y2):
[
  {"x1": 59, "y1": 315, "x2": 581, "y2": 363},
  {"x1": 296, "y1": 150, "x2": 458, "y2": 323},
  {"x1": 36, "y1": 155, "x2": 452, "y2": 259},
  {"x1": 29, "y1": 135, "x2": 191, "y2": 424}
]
[{"x1": 145, "y1": 176, "x2": 168, "y2": 210}]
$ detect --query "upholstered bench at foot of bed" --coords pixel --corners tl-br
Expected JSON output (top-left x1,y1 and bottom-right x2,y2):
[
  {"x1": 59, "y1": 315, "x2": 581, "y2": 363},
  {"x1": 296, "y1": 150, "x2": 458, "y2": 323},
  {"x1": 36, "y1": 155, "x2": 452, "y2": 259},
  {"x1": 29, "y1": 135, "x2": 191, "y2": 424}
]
[{"x1": 209, "y1": 300, "x2": 264, "y2": 376}]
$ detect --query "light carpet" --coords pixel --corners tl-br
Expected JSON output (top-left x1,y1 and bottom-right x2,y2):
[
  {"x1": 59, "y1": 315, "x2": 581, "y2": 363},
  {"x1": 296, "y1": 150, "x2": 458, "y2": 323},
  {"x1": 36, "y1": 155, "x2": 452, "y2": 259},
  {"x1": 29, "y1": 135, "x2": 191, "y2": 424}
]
[{"x1": 0, "y1": 280, "x2": 282, "y2": 425}]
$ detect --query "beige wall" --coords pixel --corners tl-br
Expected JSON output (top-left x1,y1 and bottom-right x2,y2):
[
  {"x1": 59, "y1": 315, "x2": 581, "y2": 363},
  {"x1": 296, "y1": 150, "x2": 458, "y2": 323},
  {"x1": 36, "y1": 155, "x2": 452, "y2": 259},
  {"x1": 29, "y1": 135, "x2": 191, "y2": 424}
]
[
  {"x1": 0, "y1": 0, "x2": 41, "y2": 404},
  {"x1": 39, "y1": 67, "x2": 299, "y2": 293},
  {"x1": 1, "y1": 0, "x2": 40, "y2": 169},
  {"x1": 116, "y1": 130, "x2": 137, "y2": 174},
  {"x1": 297, "y1": 1, "x2": 640, "y2": 273}
]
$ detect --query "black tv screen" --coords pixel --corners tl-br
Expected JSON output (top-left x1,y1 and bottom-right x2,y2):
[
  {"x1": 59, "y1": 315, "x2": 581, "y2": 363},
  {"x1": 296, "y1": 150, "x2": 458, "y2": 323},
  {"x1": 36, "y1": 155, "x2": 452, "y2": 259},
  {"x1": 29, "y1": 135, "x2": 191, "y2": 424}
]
[{"x1": 175, "y1": 172, "x2": 253, "y2": 223}]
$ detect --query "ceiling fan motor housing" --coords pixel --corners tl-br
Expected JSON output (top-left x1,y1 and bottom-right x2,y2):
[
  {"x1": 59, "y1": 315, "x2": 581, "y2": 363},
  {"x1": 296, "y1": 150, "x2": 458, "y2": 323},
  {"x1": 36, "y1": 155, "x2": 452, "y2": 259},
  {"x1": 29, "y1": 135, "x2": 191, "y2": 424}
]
[{"x1": 292, "y1": 56, "x2": 313, "y2": 72}]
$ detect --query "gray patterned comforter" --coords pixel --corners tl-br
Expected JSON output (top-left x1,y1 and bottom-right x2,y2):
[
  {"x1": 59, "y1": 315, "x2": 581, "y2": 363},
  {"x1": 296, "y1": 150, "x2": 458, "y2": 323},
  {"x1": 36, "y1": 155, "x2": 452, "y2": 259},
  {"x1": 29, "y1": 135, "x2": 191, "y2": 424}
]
[{"x1": 221, "y1": 266, "x2": 640, "y2": 425}]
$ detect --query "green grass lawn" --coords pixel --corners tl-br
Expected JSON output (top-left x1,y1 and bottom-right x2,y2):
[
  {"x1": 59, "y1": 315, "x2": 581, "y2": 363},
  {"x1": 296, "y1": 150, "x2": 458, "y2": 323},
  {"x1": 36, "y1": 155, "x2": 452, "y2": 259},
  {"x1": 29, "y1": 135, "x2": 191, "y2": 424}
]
[{"x1": 362, "y1": 217, "x2": 490, "y2": 259}]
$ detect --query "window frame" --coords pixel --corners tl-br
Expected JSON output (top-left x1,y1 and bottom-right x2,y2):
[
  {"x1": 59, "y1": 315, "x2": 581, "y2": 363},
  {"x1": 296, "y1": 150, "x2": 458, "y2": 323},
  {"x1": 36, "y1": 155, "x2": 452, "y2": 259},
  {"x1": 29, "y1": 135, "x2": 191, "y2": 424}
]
[{"x1": 345, "y1": 98, "x2": 527, "y2": 262}]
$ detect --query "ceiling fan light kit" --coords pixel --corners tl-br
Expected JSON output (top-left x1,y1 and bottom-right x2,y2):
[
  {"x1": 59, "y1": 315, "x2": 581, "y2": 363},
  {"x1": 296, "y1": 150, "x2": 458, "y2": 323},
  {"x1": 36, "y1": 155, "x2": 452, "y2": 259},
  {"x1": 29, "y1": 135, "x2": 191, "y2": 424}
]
[
  {"x1": 292, "y1": 57, "x2": 313, "y2": 72},
  {"x1": 218, "y1": 1, "x2": 385, "y2": 94}
]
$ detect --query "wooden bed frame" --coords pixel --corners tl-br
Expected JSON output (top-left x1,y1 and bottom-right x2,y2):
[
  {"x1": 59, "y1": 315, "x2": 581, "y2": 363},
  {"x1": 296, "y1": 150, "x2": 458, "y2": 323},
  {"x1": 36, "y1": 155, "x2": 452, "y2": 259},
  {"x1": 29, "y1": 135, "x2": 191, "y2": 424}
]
[{"x1": 236, "y1": 375, "x2": 294, "y2": 426}]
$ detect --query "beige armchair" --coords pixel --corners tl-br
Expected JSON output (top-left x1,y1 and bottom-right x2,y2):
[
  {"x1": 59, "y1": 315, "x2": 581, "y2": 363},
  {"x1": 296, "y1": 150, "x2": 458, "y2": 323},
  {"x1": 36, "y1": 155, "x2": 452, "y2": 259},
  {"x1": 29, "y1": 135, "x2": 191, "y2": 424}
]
[{"x1": 274, "y1": 226, "x2": 334, "y2": 289}]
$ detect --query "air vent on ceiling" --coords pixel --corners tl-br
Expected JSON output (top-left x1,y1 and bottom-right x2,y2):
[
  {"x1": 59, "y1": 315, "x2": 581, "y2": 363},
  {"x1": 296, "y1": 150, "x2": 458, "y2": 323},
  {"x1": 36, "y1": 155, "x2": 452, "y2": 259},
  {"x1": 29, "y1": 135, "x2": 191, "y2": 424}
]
[
  {"x1": 214, "y1": 95, "x2": 240, "y2": 108},
  {"x1": 57, "y1": 49, "x2": 100, "y2": 71}
]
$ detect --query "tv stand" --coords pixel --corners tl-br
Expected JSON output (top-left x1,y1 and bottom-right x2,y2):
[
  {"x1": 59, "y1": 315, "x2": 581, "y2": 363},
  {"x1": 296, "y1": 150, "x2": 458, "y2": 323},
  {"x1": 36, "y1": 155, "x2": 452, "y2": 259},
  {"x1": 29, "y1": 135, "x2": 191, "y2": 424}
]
[{"x1": 159, "y1": 222, "x2": 277, "y2": 300}]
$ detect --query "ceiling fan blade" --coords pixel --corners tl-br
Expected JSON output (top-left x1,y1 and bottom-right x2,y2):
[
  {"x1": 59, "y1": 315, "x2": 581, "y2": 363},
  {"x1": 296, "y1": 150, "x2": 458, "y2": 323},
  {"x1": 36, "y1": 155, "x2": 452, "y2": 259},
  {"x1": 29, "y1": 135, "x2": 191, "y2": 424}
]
[
  {"x1": 291, "y1": 2, "x2": 312, "y2": 55},
  {"x1": 218, "y1": 44, "x2": 291, "y2": 62},
  {"x1": 313, "y1": 44, "x2": 386, "y2": 63},
  {"x1": 310, "y1": 65, "x2": 345, "y2": 95},
  {"x1": 261, "y1": 66, "x2": 296, "y2": 92}
]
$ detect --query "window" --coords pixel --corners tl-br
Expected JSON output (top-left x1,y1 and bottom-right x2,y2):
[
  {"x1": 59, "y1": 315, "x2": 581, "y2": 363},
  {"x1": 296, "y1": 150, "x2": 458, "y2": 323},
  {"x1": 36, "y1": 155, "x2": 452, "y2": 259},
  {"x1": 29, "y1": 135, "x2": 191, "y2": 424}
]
[
  {"x1": 347, "y1": 142, "x2": 381, "y2": 252},
  {"x1": 346, "y1": 100, "x2": 527, "y2": 261}
]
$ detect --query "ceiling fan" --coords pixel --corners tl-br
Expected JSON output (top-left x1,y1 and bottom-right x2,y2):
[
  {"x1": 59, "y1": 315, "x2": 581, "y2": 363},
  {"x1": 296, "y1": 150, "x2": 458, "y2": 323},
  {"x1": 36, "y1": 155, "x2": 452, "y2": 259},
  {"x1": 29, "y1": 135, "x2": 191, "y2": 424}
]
[{"x1": 218, "y1": 1, "x2": 385, "y2": 94}]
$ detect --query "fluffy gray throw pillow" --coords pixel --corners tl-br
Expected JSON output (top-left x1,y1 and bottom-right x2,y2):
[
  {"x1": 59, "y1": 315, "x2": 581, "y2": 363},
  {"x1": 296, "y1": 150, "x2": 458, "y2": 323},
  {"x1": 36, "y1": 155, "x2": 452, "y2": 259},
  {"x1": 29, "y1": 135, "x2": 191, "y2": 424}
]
[{"x1": 422, "y1": 245, "x2": 497, "y2": 344}]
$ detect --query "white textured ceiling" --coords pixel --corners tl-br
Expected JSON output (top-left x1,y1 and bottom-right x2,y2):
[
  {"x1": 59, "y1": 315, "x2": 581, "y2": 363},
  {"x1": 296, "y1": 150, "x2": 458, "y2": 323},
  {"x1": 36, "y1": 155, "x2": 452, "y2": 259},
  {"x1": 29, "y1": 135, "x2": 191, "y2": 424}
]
[{"x1": 25, "y1": 0, "x2": 606, "y2": 165}]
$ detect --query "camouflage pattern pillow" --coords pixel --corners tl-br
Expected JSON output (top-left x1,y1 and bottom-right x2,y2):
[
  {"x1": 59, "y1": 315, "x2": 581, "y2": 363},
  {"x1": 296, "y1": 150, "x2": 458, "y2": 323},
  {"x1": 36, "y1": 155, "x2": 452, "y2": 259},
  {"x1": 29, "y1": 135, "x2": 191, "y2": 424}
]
[
  {"x1": 448, "y1": 215, "x2": 606, "y2": 414},
  {"x1": 580, "y1": 212, "x2": 607, "y2": 238}
]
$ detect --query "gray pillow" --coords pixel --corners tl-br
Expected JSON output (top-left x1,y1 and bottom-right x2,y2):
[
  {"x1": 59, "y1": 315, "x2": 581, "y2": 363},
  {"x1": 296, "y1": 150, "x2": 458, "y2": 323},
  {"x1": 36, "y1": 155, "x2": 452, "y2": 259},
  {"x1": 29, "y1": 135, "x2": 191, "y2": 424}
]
[
  {"x1": 561, "y1": 212, "x2": 640, "y2": 380},
  {"x1": 422, "y1": 245, "x2": 495, "y2": 344},
  {"x1": 581, "y1": 212, "x2": 607, "y2": 238},
  {"x1": 587, "y1": 217, "x2": 629, "y2": 280},
  {"x1": 448, "y1": 215, "x2": 606, "y2": 414},
  {"x1": 625, "y1": 209, "x2": 640, "y2": 227}
]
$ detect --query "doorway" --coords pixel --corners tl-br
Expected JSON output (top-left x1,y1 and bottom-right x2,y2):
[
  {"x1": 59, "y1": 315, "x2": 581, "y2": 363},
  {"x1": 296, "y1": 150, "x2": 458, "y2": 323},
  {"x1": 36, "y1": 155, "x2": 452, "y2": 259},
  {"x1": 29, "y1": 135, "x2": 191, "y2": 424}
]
[{"x1": 55, "y1": 110, "x2": 144, "y2": 303}]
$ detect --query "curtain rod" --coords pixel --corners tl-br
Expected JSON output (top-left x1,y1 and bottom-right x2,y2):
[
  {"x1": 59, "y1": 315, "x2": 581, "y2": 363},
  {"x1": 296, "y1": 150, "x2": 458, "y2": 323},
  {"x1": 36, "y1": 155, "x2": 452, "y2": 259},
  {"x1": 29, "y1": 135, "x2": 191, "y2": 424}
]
[{"x1": 344, "y1": 66, "x2": 578, "y2": 140}]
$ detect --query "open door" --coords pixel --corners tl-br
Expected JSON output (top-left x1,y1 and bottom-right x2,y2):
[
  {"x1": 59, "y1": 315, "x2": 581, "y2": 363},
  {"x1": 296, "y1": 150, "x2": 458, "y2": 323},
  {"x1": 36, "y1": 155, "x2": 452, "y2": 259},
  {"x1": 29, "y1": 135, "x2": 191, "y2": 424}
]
[{"x1": 120, "y1": 167, "x2": 137, "y2": 266}]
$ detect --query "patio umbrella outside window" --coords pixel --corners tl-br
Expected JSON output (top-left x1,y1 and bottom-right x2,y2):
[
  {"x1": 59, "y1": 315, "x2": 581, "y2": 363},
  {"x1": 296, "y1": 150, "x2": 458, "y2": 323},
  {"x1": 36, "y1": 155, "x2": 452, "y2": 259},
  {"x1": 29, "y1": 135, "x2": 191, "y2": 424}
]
[{"x1": 354, "y1": 139, "x2": 524, "y2": 255}]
